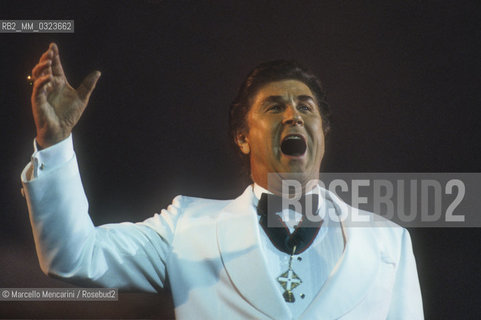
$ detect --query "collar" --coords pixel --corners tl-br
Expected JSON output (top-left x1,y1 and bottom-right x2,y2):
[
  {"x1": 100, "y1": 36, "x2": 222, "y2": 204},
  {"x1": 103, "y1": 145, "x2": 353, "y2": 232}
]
[{"x1": 252, "y1": 183, "x2": 321, "y2": 202}]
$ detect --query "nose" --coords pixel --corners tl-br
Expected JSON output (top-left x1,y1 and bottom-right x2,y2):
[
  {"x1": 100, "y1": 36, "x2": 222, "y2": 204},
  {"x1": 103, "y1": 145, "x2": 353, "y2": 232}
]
[{"x1": 282, "y1": 105, "x2": 304, "y2": 126}]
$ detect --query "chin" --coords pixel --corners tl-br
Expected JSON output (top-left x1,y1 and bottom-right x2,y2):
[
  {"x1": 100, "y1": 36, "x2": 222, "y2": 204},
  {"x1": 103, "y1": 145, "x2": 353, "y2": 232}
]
[{"x1": 281, "y1": 159, "x2": 308, "y2": 171}]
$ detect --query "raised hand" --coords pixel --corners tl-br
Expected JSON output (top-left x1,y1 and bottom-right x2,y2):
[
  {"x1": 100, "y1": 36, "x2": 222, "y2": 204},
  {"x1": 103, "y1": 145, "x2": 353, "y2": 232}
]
[{"x1": 31, "y1": 43, "x2": 101, "y2": 149}]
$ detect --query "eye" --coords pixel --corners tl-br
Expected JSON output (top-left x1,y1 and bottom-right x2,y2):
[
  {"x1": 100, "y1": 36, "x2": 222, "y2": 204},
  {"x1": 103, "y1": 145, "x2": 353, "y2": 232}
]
[
  {"x1": 267, "y1": 104, "x2": 282, "y2": 112},
  {"x1": 298, "y1": 104, "x2": 312, "y2": 112}
]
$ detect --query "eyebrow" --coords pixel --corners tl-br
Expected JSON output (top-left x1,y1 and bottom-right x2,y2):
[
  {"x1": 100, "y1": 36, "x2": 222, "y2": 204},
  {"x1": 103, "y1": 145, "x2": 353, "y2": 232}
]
[
  {"x1": 261, "y1": 95, "x2": 316, "y2": 105},
  {"x1": 297, "y1": 95, "x2": 316, "y2": 103}
]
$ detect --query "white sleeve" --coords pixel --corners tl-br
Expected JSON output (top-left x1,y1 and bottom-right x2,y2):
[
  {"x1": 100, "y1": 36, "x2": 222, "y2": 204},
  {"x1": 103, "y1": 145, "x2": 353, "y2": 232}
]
[
  {"x1": 387, "y1": 229, "x2": 425, "y2": 319},
  {"x1": 21, "y1": 140, "x2": 182, "y2": 292},
  {"x1": 21, "y1": 135, "x2": 75, "y2": 182}
]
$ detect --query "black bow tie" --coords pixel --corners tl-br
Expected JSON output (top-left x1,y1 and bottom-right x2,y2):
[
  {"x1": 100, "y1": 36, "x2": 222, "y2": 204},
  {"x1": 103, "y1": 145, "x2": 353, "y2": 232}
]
[{"x1": 257, "y1": 193, "x2": 323, "y2": 255}]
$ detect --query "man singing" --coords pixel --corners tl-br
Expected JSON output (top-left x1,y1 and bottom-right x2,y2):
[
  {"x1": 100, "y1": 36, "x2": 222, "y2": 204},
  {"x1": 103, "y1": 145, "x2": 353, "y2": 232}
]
[{"x1": 21, "y1": 43, "x2": 423, "y2": 319}]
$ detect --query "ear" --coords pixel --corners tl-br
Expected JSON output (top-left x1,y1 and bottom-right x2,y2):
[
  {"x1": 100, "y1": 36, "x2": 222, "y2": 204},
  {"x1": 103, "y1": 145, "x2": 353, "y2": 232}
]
[{"x1": 235, "y1": 132, "x2": 250, "y2": 155}]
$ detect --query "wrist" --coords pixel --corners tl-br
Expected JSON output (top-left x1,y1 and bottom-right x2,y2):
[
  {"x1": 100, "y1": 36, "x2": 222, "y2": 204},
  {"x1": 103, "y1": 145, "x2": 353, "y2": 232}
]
[{"x1": 36, "y1": 131, "x2": 70, "y2": 150}]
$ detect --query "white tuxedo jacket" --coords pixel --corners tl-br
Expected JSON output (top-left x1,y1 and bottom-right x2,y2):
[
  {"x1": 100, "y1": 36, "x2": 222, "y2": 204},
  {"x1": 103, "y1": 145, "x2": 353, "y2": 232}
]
[{"x1": 22, "y1": 154, "x2": 423, "y2": 319}]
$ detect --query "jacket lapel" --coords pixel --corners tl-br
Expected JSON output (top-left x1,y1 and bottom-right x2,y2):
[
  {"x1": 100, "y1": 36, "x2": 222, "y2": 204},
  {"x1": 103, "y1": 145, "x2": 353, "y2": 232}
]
[
  {"x1": 299, "y1": 189, "x2": 381, "y2": 319},
  {"x1": 216, "y1": 186, "x2": 291, "y2": 320}
]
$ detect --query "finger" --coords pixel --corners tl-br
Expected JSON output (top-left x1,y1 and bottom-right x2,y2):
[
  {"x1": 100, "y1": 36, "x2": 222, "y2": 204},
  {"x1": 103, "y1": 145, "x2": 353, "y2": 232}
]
[
  {"x1": 39, "y1": 46, "x2": 54, "y2": 64},
  {"x1": 32, "y1": 60, "x2": 52, "y2": 79},
  {"x1": 32, "y1": 74, "x2": 53, "y2": 105},
  {"x1": 77, "y1": 71, "x2": 101, "y2": 103},
  {"x1": 50, "y1": 43, "x2": 65, "y2": 78}
]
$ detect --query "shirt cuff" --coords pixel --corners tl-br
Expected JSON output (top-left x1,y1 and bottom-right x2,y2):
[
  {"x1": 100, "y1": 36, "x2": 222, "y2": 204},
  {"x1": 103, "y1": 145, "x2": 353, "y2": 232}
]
[{"x1": 30, "y1": 135, "x2": 75, "y2": 179}]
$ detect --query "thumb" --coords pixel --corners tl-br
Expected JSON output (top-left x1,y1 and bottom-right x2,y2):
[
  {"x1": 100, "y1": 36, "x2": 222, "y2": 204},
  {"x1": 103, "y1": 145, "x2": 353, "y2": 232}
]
[{"x1": 77, "y1": 70, "x2": 101, "y2": 103}]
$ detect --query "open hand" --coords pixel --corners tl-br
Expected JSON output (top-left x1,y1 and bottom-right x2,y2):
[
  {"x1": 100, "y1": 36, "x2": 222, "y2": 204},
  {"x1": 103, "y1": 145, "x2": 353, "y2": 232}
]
[{"x1": 31, "y1": 43, "x2": 101, "y2": 149}]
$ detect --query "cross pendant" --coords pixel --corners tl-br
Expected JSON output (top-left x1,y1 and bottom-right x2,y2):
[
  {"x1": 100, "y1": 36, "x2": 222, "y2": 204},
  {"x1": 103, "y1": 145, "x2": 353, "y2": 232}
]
[{"x1": 277, "y1": 267, "x2": 302, "y2": 303}]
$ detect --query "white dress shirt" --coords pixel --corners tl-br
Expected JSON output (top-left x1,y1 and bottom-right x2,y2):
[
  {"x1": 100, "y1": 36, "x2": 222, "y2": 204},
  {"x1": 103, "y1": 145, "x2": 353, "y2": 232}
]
[{"x1": 253, "y1": 184, "x2": 345, "y2": 319}]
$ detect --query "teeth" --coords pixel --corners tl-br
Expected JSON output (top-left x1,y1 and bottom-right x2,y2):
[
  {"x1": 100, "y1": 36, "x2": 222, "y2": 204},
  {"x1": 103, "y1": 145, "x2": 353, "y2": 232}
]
[{"x1": 285, "y1": 136, "x2": 302, "y2": 140}]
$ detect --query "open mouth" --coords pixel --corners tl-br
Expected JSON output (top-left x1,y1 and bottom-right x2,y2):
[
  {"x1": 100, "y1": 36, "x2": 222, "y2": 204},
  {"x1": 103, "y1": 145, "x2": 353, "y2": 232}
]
[{"x1": 281, "y1": 135, "x2": 307, "y2": 156}]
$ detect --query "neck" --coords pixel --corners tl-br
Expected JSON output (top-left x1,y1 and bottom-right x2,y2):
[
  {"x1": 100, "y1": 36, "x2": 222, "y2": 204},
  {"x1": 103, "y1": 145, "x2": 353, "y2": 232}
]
[{"x1": 253, "y1": 172, "x2": 319, "y2": 197}]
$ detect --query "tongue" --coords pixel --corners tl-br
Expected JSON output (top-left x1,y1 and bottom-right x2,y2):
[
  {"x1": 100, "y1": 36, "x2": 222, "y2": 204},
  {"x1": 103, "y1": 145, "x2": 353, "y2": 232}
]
[{"x1": 281, "y1": 138, "x2": 307, "y2": 156}]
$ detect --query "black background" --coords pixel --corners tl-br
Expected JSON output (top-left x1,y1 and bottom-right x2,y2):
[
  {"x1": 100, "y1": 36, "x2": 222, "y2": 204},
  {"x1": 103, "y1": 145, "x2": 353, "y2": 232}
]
[{"x1": 1, "y1": 0, "x2": 480, "y2": 319}]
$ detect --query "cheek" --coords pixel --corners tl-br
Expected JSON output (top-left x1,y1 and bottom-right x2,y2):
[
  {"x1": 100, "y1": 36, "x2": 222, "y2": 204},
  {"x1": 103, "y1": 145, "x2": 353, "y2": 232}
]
[
  {"x1": 249, "y1": 129, "x2": 273, "y2": 157},
  {"x1": 247, "y1": 118, "x2": 275, "y2": 143},
  {"x1": 318, "y1": 134, "x2": 326, "y2": 154},
  {"x1": 248, "y1": 125, "x2": 280, "y2": 161},
  {"x1": 308, "y1": 121, "x2": 325, "y2": 157},
  {"x1": 307, "y1": 121, "x2": 324, "y2": 141}
]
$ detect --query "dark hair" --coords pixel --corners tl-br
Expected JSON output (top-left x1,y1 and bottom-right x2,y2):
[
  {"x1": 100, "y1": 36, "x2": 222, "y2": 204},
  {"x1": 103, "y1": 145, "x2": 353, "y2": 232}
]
[{"x1": 228, "y1": 60, "x2": 331, "y2": 170}]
